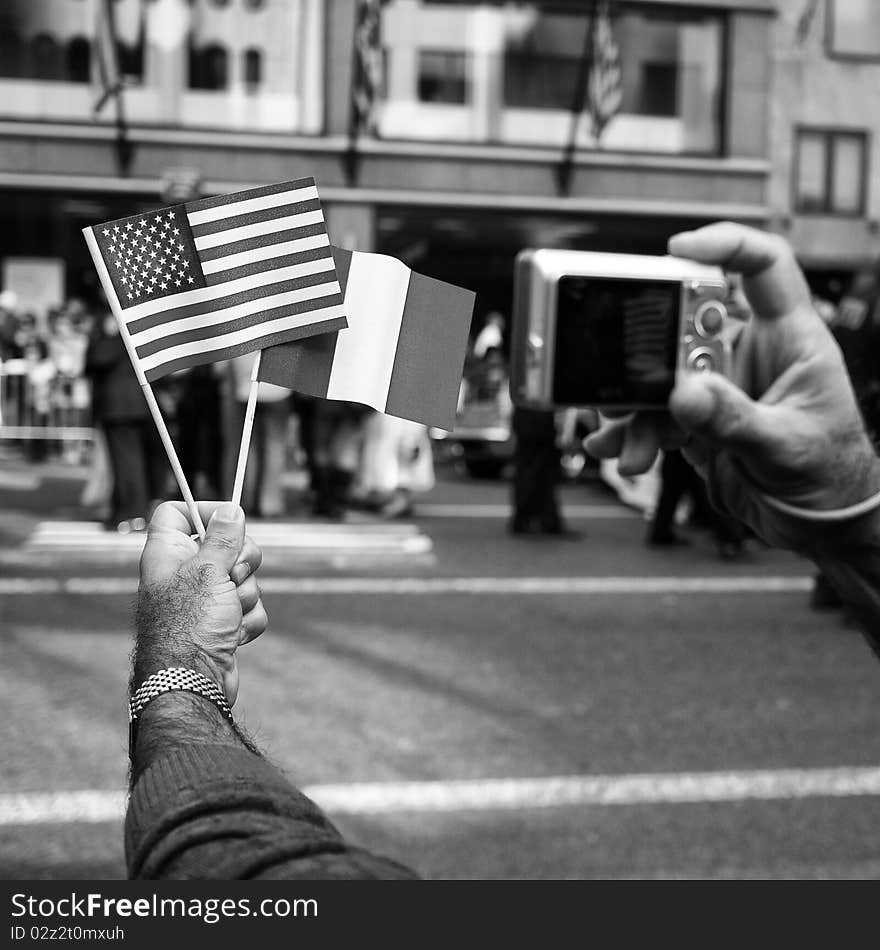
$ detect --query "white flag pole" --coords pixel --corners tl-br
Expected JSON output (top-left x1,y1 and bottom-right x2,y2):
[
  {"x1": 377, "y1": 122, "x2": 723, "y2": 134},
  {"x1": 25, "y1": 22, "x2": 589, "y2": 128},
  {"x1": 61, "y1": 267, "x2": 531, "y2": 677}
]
[
  {"x1": 140, "y1": 382, "x2": 206, "y2": 539},
  {"x1": 82, "y1": 227, "x2": 206, "y2": 539},
  {"x1": 231, "y1": 350, "x2": 261, "y2": 508}
]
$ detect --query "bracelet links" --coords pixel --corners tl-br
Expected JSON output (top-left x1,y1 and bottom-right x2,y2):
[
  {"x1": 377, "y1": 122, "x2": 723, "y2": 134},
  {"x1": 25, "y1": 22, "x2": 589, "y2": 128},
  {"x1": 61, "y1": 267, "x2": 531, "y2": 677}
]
[{"x1": 129, "y1": 667, "x2": 233, "y2": 724}]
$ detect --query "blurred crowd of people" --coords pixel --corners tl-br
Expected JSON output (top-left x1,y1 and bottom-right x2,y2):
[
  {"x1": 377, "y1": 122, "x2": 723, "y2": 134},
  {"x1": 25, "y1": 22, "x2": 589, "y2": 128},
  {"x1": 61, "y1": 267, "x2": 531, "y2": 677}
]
[
  {"x1": 0, "y1": 292, "x2": 435, "y2": 533},
  {"x1": 0, "y1": 292, "x2": 93, "y2": 462}
]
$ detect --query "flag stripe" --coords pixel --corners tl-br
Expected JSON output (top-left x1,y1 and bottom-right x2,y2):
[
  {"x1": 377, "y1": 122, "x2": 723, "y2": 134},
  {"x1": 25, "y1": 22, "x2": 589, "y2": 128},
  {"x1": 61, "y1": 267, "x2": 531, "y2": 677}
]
[
  {"x1": 123, "y1": 258, "x2": 337, "y2": 329},
  {"x1": 130, "y1": 275, "x2": 342, "y2": 345},
  {"x1": 204, "y1": 243, "x2": 333, "y2": 284},
  {"x1": 139, "y1": 304, "x2": 348, "y2": 375},
  {"x1": 384, "y1": 271, "x2": 475, "y2": 429},
  {"x1": 325, "y1": 251, "x2": 410, "y2": 410},
  {"x1": 134, "y1": 290, "x2": 345, "y2": 359},
  {"x1": 186, "y1": 178, "x2": 315, "y2": 215},
  {"x1": 193, "y1": 210, "x2": 326, "y2": 251},
  {"x1": 144, "y1": 312, "x2": 348, "y2": 382},
  {"x1": 201, "y1": 230, "x2": 330, "y2": 276},
  {"x1": 189, "y1": 197, "x2": 322, "y2": 239},
  {"x1": 197, "y1": 225, "x2": 329, "y2": 264},
  {"x1": 186, "y1": 184, "x2": 319, "y2": 228}
]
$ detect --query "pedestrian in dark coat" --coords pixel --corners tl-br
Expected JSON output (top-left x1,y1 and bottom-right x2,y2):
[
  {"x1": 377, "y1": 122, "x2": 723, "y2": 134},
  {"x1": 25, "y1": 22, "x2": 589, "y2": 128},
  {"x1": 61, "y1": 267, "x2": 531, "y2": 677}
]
[{"x1": 85, "y1": 314, "x2": 167, "y2": 531}]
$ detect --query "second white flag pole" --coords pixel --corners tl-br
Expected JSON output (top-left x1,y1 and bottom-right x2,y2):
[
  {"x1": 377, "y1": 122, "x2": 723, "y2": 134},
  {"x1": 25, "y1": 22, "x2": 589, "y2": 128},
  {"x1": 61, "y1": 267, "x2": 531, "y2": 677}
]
[{"x1": 231, "y1": 350, "x2": 262, "y2": 509}]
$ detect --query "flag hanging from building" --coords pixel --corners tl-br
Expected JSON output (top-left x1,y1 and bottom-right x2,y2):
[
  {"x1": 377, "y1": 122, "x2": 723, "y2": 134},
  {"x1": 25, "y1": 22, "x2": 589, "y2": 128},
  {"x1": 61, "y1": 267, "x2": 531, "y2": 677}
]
[
  {"x1": 82, "y1": 177, "x2": 347, "y2": 382},
  {"x1": 258, "y1": 247, "x2": 475, "y2": 431},
  {"x1": 350, "y1": 0, "x2": 384, "y2": 138},
  {"x1": 587, "y1": 0, "x2": 623, "y2": 142},
  {"x1": 93, "y1": 0, "x2": 122, "y2": 114},
  {"x1": 795, "y1": 0, "x2": 821, "y2": 45}
]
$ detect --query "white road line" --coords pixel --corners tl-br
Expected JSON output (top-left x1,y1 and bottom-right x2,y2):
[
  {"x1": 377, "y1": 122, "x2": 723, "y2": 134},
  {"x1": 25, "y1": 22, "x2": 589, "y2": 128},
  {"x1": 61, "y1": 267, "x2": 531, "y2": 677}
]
[
  {"x1": 0, "y1": 576, "x2": 814, "y2": 596},
  {"x1": 4, "y1": 766, "x2": 880, "y2": 825},
  {"x1": 417, "y1": 504, "x2": 637, "y2": 519},
  {"x1": 0, "y1": 471, "x2": 41, "y2": 490}
]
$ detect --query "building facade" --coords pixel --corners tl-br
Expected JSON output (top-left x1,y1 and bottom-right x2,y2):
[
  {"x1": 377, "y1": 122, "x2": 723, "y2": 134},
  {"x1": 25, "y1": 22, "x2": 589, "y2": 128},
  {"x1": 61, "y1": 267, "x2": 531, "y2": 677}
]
[
  {"x1": 771, "y1": 0, "x2": 880, "y2": 287},
  {"x1": 0, "y1": 0, "x2": 775, "y2": 325}
]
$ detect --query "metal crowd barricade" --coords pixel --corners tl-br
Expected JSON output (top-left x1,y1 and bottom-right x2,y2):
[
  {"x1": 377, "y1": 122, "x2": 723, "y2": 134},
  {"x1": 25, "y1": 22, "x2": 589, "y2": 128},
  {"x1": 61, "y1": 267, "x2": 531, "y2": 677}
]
[{"x1": 0, "y1": 359, "x2": 95, "y2": 451}]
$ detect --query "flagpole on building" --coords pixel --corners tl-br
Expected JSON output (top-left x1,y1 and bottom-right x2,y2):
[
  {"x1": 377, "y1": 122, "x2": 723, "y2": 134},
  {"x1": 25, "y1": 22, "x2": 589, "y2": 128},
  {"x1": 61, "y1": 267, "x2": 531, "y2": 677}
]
[
  {"x1": 231, "y1": 351, "x2": 262, "y2": 509},
  {"x1": 555, "y1": 1, "x2": 597, "y2": 197},
  {"x1": 93, "y1": 0, "x2": 135, "y2": 176}
]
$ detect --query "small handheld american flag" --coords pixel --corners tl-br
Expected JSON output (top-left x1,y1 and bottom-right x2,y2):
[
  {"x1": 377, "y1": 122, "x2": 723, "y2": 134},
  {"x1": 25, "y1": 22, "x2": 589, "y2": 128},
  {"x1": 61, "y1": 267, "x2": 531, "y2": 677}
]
[{"x1": 82, "y1": 177, "x2": 347, "y2": 383}]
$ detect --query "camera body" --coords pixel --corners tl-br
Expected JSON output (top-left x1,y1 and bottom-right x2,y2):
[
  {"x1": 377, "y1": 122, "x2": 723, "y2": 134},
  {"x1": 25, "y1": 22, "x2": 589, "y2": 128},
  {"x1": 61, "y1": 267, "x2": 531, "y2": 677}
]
[{"x1": 510, "y1": 249, "x2": 731, "y2": 410}]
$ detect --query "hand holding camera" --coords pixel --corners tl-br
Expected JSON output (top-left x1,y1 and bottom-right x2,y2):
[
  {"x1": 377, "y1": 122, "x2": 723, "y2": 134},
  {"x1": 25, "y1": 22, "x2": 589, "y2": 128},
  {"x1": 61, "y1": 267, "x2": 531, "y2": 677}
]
[{"x1": 584, "y1": 222, "x2": 880, "y2": 553}]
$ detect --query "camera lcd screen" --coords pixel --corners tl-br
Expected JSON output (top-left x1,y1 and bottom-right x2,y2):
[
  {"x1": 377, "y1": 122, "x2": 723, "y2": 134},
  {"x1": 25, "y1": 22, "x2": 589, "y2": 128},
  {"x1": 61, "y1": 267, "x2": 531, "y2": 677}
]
[{"x1": 552, "y1": 276, "x2": 681, "y2": 405}]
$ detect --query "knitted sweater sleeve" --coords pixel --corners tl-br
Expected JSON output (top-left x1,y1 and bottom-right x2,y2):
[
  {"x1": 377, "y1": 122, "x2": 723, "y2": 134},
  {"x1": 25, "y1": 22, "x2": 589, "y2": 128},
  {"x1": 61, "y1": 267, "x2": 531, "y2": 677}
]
[{"x1": 125, "y1": 744, "x2": 417, "y2": 880}]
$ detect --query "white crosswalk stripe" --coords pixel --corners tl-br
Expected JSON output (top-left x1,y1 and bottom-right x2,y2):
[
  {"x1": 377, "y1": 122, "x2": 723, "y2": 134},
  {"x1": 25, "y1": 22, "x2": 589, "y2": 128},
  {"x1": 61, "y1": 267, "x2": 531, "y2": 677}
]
[
  {"x1": 3, "y1": 766, "x2": 880, "y2": 825},
  {"x1": 0, "y1": 575, "x2": 813, "y2": 596},
  {"x1": 12, "y1": 520, "x2": 433, "y2": 563}
]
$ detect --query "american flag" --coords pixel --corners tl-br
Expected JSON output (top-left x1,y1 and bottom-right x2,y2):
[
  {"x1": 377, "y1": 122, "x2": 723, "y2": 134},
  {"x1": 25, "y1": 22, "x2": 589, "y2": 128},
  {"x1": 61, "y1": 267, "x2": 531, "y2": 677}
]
[
  {"x1": 588, "y1": 0, "x2": 623, "y2": 142},
  {"x1": 82, "y1": 177, "x2": 347, "y2": 382}
]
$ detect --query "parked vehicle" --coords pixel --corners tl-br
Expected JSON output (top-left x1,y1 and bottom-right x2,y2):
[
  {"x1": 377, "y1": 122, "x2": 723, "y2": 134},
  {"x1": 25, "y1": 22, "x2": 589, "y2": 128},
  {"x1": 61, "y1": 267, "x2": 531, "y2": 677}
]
[{"x1": 431, "y1": 349, "x2": 514, "y2": 478}]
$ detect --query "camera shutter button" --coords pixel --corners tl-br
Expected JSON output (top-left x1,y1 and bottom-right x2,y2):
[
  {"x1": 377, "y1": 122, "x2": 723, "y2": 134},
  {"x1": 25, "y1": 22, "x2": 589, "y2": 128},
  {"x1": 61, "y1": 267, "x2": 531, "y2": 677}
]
[
  {"x1": 688, "y1": 349, "x2": 715, "y2": 373},
  {"x1": 695, "y1": 301, "x2": 726, "y2": 338}
]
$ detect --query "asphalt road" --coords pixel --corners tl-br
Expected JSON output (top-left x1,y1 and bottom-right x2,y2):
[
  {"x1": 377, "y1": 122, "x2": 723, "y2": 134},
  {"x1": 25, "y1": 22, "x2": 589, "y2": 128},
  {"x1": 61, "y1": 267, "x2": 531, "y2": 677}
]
[{"x1": 3, "y1": 458, "x2": 880, "y2": 880}]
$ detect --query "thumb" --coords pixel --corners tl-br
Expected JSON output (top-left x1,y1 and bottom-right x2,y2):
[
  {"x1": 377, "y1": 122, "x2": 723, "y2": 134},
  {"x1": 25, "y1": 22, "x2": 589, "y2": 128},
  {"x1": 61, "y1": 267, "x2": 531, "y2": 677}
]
[
  {"x1": 670, "y1": 372, "x2": 772, "y2": 456},
  {"x1": 197, "y1": 503, "x2": 245, "y2": 575}
]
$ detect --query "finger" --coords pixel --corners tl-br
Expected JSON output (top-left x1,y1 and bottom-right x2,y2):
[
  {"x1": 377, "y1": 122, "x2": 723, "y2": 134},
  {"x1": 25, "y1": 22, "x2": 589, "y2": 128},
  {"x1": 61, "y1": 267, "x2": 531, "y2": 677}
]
[
  {"x1": 223, "y1": 660, "x2": 239, "y2": 707},
  {"x1": 668, "y1": 222, "x2": 811, "y2": 321},
  {"x1": 231, "y1": 536, "x2": 263, "y2": 585},
  {"x1": 236, "y1": 575, "x2": 261, "y2": 614},
  {"x1": 239, "y1": 600, "x2": 268, "y2": 646},
  {"x1": 617, "y1": 414, "x2": 662, "y2": 476},
  {"x1": 670, "y1": 371, "x2": 773, "y2": 456},
  {"x1": 584, "y1": 419, "x2": 628, "y2": 459},
  {"x1": 197, "y1": 503, "x2": 246, "y2": 575},
  {"x1": 148, "y1": 500, "x2": 237, "y2": 537}
]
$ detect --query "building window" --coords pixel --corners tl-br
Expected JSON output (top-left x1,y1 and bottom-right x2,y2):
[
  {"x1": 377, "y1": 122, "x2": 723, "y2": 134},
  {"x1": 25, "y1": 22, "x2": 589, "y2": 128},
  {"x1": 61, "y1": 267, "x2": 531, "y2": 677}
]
[
  {"x1": 794, "y1": 128, "x2": 868, "y2": 215},
  {"x1": 827, "y1": 0, "x2": 880, "y2": 59},
  {"x1": 117, "y1": 40, "x2": 144, "y2": 84},
  {"x1": 417, "y1": 50, "x2": 468, "y2": 104},
  {"x1": 503, "y1": 52, "x2": 579, "y2": 110},
  {"x1": 30, "y1": 33, "x2": 64, "y2": 81},
  {"x1": 0, "y1": 31, "x2": 24, "y2": 78},
  {"x1": 66, "y1": 37, "x2": 91, "y2": 83},
  {"x1": 243, "y1": 48, "x2": 262, "y2": 90},
  {"x1": 188, "y1": 44, "x2": 229, "y2": 90}
]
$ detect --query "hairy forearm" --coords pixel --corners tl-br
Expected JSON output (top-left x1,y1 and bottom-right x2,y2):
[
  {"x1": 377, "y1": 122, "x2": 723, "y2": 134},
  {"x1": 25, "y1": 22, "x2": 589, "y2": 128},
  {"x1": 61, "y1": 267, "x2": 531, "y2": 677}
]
[{"x1": 130, "y1": 580, "x2": 255, "y2": 784}]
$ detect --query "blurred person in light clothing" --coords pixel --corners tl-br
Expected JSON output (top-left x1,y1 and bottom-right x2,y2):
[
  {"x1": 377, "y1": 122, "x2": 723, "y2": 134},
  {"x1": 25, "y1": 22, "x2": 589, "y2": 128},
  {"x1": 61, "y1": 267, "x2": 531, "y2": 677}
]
[{"x1": 356, "y1": 410, "x2": 435, "y2": 519}]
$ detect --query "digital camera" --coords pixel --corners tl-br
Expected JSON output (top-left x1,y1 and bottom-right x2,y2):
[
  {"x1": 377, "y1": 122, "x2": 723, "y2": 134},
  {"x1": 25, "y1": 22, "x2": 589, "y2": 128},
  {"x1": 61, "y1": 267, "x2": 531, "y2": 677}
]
[{"x1": 510, "y1": 249, "x2": 731, "y2": 410}]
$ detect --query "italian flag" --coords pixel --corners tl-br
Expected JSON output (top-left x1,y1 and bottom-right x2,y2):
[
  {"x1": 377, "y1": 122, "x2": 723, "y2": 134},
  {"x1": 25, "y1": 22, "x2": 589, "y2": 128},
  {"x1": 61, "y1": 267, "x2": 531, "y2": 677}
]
[{"x1": 258, "y1": 247, "x2": 475, "y2": 431}]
